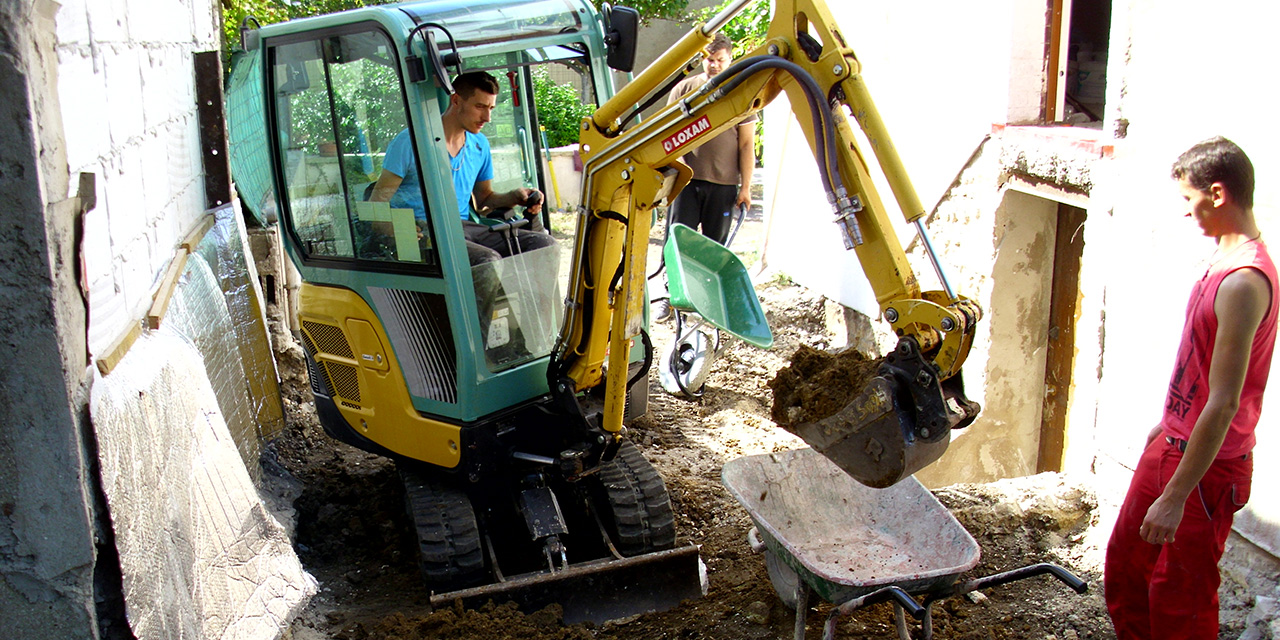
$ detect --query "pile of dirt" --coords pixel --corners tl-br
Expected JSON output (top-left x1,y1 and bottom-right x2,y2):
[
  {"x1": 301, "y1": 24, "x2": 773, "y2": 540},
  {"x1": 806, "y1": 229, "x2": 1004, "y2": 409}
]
[{"x1": 768, "y1": 344, "x2": 883, "y2": 426}]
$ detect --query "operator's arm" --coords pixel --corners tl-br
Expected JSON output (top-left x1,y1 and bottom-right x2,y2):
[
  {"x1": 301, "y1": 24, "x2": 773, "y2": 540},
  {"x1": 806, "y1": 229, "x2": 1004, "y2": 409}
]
[
  {"x1": 473, "y1": 180, "x2": 543, "y2": 216},
  {"x1": 1141, "y1": 268, "x2": 1271, "y2": 544},
  {"x1": 369, "y1": 170, "x2": 403, "y2": 202},
  {"x1": 736, "y1": 121, "x2": 754, "y2": 208}
]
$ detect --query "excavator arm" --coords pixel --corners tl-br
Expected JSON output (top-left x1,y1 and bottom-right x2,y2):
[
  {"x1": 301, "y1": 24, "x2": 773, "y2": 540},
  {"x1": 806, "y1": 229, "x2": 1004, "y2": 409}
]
[{"x1": 551, "y1": 0, "x2": 982, "y2": 487}]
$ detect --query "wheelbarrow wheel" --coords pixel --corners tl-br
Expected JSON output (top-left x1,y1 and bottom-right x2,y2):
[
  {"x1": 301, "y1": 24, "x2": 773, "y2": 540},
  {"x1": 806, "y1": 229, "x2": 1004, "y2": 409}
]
[{"x1": 764, "y1": 548, "x2": 804, "y2": 610}]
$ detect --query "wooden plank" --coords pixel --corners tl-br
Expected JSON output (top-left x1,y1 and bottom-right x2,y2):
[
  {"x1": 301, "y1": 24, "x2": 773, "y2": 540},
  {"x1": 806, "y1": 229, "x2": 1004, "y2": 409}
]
[
  {"x1": 96, "y1": 321, "x2": 142, "y2": 376},
  {"x1": 180, "y1": 212, "x2": 217, "y2": 252},
  {"x1": 147, "y1": 250, "x2": 190, "y2": 330}
]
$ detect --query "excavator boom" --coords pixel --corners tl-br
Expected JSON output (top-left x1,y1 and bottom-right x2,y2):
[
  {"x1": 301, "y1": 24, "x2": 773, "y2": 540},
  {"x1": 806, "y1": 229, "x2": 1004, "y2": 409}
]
[{"x1": 554, "y1": 0, "x2": 983, "y2": 487}]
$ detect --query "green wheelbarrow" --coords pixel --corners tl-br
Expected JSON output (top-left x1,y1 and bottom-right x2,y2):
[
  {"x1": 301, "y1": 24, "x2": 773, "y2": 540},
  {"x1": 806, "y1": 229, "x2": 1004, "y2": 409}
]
[{"x1": 656, "y1": 220, "x2": 773, "y2": 396}]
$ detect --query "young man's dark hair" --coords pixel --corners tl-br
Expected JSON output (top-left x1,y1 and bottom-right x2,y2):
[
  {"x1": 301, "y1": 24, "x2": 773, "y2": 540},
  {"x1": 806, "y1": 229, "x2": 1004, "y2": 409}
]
[
  {"x1": 453, "y1": 70, "x2": 500, "y2": 99},
  {"x1": 1170, "y1": 136, "x2": 1255, "y2": 209}
]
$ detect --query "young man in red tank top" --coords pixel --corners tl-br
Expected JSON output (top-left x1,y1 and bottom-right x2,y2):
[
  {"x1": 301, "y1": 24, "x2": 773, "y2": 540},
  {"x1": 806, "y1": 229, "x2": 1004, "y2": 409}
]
[{"x1": 1105, "y1": 137, "x2": 1278, "y2": 639}]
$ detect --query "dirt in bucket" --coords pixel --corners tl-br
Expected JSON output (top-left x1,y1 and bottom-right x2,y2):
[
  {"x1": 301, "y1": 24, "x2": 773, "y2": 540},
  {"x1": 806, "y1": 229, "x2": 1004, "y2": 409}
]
[{"x1": 768, "y1": 344, "x2": 885, "y2": 427}]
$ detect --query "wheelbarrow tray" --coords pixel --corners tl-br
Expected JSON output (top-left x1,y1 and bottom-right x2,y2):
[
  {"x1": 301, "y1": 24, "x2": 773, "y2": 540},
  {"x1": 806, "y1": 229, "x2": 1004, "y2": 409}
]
[
  {"x1": 663, "y1": 223, "x2": 772, "y2": 348},
  {"x1": 722, "y1": 448, "x2": 980, "y2": 605}
]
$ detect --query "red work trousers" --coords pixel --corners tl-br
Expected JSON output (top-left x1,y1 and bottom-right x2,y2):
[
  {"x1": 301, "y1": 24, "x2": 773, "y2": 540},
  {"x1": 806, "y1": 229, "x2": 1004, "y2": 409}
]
[{"x1": 1104, "y1": 437, "x2": 1252, "y2": 640}]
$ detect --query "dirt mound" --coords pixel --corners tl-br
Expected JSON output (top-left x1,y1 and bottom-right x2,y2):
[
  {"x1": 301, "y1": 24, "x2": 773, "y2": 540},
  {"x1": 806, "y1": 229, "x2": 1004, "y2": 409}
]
[{"x1": 768, "y1": 344, "x2": 883, "y2": 426}]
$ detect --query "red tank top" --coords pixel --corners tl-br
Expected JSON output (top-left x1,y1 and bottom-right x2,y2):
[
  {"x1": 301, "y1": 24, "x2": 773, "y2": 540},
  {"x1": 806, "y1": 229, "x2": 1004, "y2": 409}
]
[{"x1": 1161, "y1": 239, "x2": 1279, "y2": 458}]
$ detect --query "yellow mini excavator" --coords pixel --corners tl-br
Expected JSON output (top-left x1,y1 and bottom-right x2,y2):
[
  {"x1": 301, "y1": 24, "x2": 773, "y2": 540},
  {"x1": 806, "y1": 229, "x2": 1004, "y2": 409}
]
[{"x1": 226, "y1": 0, "x2": 981, "y2": 623}]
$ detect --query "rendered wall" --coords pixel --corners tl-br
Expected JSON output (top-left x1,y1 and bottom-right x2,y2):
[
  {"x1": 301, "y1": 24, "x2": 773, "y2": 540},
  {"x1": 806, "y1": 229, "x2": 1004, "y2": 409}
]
[
  {"x1": 1090, "y1": 0, "x2": 1280, "y2": 558},
  {"x1": 0, "y1": 1, "x2": 98, "y2": 637}
]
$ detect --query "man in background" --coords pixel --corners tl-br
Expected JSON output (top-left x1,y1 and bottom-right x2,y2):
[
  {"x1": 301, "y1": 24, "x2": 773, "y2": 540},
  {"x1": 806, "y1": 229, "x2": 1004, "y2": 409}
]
[{"x1": 654, "y1": 33, "x2": 756, "y2": 321}]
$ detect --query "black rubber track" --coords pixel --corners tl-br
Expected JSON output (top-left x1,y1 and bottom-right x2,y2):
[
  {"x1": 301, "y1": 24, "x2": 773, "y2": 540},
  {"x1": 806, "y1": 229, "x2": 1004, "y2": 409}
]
[
  {"x1": 398, "y1": 464, "x2": 487, "y2": 591},
  {"x1": 596, "y1": 440, "x2": 677, "y2": 556}
]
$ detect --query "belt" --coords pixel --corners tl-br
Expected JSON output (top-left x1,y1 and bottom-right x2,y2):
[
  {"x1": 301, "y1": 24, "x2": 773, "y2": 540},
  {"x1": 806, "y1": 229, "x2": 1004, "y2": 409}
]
[{"x1": 1166, "y1": 436, "x2": 1251, "y2": 461}]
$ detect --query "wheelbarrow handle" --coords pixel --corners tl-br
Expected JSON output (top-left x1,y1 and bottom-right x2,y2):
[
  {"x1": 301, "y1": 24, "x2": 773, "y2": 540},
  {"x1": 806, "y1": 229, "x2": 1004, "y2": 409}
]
[
  {"x1": 932, "y1": 562, "x2": 1089, "y2": 605},
  {"x1": 823, "y1": 586, "x2": 924, "y2": 640}
]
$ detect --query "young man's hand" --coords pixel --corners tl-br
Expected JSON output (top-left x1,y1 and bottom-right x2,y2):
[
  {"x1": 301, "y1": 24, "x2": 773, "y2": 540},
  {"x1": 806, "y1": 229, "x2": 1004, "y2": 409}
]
[
  {"x1": 519, "y1": 188, "x2": 544, "y2": 215},
  {"x1": 1141, "y1": 493, "x2": 1186, "y2": 545}
]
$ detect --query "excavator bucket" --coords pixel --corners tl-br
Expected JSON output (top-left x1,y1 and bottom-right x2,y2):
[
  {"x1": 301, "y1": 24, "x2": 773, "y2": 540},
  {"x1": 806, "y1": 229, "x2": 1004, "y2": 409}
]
[
  {"x1": 429, "y1": 545, "x2": 706, "y2": 625},
  {"x1": 664, "y1": 224, "x2": 773, "y2": 349},
  {"x1": 784, "y1": 339, "x2": 980, "y2": 488}
]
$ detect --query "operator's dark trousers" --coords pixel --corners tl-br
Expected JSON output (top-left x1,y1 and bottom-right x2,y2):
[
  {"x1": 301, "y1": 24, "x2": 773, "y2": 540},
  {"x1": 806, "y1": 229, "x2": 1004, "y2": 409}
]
[
  {"x1": 669, "y1": 179, "x2": 737, "y2": 245},
  {"x1": 1104, "y1": 437, "x2": 1252, "y2": 640}
]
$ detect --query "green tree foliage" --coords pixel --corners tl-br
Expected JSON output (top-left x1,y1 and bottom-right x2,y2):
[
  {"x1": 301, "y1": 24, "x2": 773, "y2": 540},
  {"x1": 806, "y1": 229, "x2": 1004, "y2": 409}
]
[
  {"x1": 696, "y1": 0, "x2": 770, "y2": 55},
  {"x1": 588, "y1": 0, "x2": 690, "y2": 24},
  {"x1": 532, "y1": 68, "x2": 597, "y2": 148},
  {"x1": 222, "y1": 0, "x2": 386, "y2": 52}
]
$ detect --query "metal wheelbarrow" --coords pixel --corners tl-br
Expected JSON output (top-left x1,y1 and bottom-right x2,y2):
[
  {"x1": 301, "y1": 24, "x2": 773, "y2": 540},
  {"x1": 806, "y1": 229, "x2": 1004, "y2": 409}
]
[
  {"x1": 722, "y1": 448, "x2": 1088, "y2": 640},
  {"x1": 656, "y1": 218, "x2": 773, "y2": 396}
]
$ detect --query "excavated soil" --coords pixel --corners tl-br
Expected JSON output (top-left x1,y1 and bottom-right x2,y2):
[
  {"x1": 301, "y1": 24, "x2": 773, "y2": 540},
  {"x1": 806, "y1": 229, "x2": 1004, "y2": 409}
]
[
  {"x1": 266, "y1": 207, "x2": 1119, "y2": 640},
  {"x1": 769, "y1": 344, "x2": 884, "y2": 426}
]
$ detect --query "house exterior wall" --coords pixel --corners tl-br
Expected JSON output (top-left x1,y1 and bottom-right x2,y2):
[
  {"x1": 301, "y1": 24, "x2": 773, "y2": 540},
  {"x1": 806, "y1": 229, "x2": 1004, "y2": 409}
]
[
  {"x1": 1091, "y1": 0, "x2": 1280, "y2": 558},
  {"x1": 1, "y1": 1, "x2": 98, "y2": 637}
]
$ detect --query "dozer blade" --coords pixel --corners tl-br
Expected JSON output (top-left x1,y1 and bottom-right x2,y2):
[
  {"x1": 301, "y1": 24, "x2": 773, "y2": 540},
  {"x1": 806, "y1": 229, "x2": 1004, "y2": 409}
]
[{"x1": 429, "y1": 544, "x2": 706, "y2": 625}]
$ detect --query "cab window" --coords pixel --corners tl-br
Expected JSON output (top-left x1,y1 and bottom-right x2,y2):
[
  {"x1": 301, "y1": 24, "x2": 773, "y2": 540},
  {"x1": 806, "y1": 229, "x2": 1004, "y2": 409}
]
[{"x1": 270, "y1": 28, "x2": 438, "y2": 268}]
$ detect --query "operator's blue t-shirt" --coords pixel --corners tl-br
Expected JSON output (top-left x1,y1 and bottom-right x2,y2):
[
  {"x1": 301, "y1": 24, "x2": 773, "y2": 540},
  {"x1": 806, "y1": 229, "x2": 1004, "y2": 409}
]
[
  {"x1": 382, "y1": 129, "x2": 493, "y2": 221},
  {"x1": 449, "y1": 131, "x2": 493, "y2": 220}
]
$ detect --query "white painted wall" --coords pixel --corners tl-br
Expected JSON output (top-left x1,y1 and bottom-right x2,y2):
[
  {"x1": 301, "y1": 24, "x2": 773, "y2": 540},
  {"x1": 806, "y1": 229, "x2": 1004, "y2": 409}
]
[
  {"x1": 1089, "y1": 0, "x2": 1280, "y2": 554},
  {"x1": 55, "y1": 0, "x2": 221, "y2": 358}
]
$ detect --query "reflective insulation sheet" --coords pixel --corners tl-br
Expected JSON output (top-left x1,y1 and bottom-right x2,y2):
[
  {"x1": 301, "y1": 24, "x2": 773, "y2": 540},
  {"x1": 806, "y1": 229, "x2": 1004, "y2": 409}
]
[
  {"x1": 166, "y1": 252, "x2": 263, "y2": 477},
  {"x1": 193, "y1": 204, "x2": 285, "y2": 444},
  {"x1": 90, "y1": 331, "x2": 316, "y2": 640}
]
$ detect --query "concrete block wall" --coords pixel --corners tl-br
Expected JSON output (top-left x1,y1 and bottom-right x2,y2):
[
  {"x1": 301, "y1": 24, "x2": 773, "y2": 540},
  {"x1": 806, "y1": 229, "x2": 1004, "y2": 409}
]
[{"x1": 54, "y1": 0, "x2": 221, "y2": 358}]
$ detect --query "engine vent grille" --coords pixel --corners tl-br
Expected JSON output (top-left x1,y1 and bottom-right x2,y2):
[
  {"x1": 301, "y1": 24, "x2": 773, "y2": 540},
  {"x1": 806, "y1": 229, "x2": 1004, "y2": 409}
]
[
  {"x1": 325, "y1": 362, "x2": 361, "y2": 403},
  {"x1": 302, "y1": 320, "x2": 354, "y2": 359}
]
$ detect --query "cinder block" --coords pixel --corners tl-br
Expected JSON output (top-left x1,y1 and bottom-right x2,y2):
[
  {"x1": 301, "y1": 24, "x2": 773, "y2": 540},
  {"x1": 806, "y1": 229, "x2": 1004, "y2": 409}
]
[
  {"x1": 85, "y1": 0, "x2": 130, "y2": 43},
  {"x1": 103, "y1": 45, "x2": 146, "y2": 147},
  {"x1": 117, "y1": 235, "x2": 156, "y2": 320},
  {"x1": 127, "y1": 0, "x2": 191, "y2": 44},
  {"x1": 104, "y1": 145, "x2": 147, "y2": 247},
  {"x1": 57, "y1": 46, "x2": 110, "y2": 172},
  {"x1": 80, "y1": 180, "x2": 114, "y2": 285},
  {"x1": 55, "y1": 0, "x2": 91, "y2": 45},
  {"x1": 139, "y1": 129, "x2": 173, "y2": 220},
  {"x1": 190, "y1": 0, "x2": 219, "y2": 47},
  {"x1": 166, "y1": 113, "x2": 196, "y2": 189},
  {"x1": 170, "y1": 48, "x2": 196, "y2": 124}
]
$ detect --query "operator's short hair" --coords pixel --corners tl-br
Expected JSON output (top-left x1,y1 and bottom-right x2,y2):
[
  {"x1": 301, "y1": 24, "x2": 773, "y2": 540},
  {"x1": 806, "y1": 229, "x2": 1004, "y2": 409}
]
[
  {"x1": 708, "y1": 32, "x2": 733, "y2": 55},
  {"x1": 453, "y1": 70, "x2": 500, "y2": 99},
  {"x1": 1171, "y1": 136, "x2": 1255, "y2": 209}
]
